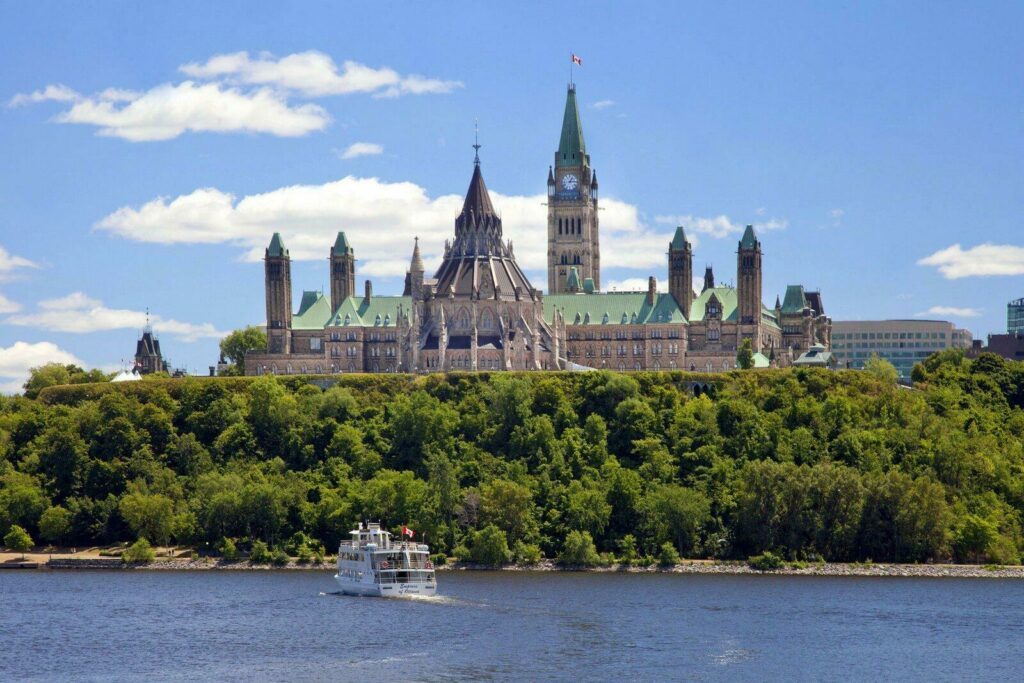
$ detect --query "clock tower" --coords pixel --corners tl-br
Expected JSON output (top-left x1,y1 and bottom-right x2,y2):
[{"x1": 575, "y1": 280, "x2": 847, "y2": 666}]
[{"x1": 547, "y1": 85, "x2": 600, "y2": 293}]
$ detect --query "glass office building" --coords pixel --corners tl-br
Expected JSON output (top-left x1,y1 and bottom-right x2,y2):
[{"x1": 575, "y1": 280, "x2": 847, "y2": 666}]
[
  {"x1": 831, "y1": 320, "x2": 973, "y2": 383},
  {"x1": 1009, "y1": 298, "x2": 1024, "y2": 335}
]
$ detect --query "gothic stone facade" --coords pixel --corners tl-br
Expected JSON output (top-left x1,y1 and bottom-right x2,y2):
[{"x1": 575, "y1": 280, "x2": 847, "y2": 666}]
[{"x1": 244, "y1": 85, "x2": 829, "y2": 376}]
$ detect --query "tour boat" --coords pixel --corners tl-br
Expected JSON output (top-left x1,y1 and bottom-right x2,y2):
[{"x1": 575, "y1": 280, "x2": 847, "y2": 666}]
[{"x1": 334, "y1": 522, "x2": 437, "y2": 597}]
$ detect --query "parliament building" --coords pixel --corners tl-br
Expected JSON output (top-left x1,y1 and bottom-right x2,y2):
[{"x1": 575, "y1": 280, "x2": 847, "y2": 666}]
[{"x1": 244, "y1": 86, "x2": 831, "y2": 376}]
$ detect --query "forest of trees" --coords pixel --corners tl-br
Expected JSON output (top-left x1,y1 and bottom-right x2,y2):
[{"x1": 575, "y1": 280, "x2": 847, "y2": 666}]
[{"x1": 2, "y1": 350, "x2": 1023, "y2": 565}]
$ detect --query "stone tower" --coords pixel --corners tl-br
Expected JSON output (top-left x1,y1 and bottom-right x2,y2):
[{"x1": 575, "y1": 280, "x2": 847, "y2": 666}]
[
  {"x1": 737, "y1": 224, "x2": 763, "y2": 343},
  {"x1": 548, "y1": 84, "x2": 600, "y2": 293},
  {"x1": 403, "y1": 237, "x2": 425, "y2": 300},
  {"x1": 264, "y1": 232, "x2": 292, "y2": 354},
  {"x1": 668, "y1": 226, "x2": 693, "y2": 319},
  {"x1": 329, "y1": 231, "x2": 355, "y2": 312}
]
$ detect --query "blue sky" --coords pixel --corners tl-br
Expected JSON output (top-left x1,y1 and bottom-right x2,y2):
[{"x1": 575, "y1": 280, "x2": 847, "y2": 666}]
[{"x1": 1, "y1": 1, "x2": 1022, "y2": 390}]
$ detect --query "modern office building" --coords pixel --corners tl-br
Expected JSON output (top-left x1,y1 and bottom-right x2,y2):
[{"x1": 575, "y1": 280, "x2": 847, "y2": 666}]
[
  {"x1": 1009, "y1": 297, "x2": 1024, "y2": 335},
  {"x1": 831, "y1": 320, "x2": 973, "y2": 381}
]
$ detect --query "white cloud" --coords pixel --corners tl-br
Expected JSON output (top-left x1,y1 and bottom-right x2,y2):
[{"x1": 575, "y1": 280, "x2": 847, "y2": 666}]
[
  {"x1": 0, "y1": 293, "x2": 21, "y2": 314},
  {"x1": 95, "y1": 174, "x2": 673, "y2": 275},
  {"x1": 53, "y1": 81, "x2": 329, "y2": 141},
  {"x1": 918, "y1": 243, "x2": 1024, "y2": 279},
  {"x1": 916, "y1": 306, "x2": 982, "y2": 318},
  {"x1": 605, "y1": 277, "x2": 666, "y2": 292},
  {"x1": 655, "y1": 214, "x2": 787, "y2": 239},
  {"x1": 180, "y1": 50, "x2": 462, "y2": 98},
  {"x1": 6, "y1": 292, "x2": 227, "y2": 341},
  {"x1": 591, "y1": 100, "x2": 615, "y2": 110},
  {"x1": 8, "y1": 84, "x2": 80, "y2": 107},
  {"x1": 0, "y1": 245, "x2": 39, "y2": 280},
  {"x1": 826, "y1": 208, "x2": 844, "y2": 229},
  {"x1": 339, "y1": 142, "x2": 383, "y2": 159},
  {"x1": 0, "y1": 341, "x2": 83, "y2": 394}
]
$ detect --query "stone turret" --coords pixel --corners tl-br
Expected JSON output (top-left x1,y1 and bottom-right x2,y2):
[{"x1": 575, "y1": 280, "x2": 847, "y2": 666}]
[{"x1": 264, "y1": 232, "x2": 292, "y2": 354}]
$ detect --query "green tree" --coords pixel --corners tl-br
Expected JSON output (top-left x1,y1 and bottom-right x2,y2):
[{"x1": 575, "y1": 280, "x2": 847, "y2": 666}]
[
  {"x1": 4, "y1": 524, "x2": 33, "y2": 559},
  {"x1": 736, "y1": 338, "x2": 754, "y2": 370},
  {"x1": 38, "y1": 506, "x2": 72, "y2": 545},
  {"x1": 479, "y1": 479, "x2": 537, "y2": 544},
  {"x1": 469, "y1": 525, "x2": 511, "y2": 566},
  {"x1": 218, "y1": 326, "x2": 267, "y2": 375},
  {"x1": 119, "y1": 487, "x2": 175, "y2": 547},
  {"x1": 559, "y1": 530, "x2": 600, "y2": 566},
  {"x1": 122, "y1": 537, "x2": 156, "y2": 563},
  {"x1": 864, "y1": 354, "x2": 899, "y2": 384},
  {"x1": 643, "y1": 484, "x2": 710, "y2": 557}
]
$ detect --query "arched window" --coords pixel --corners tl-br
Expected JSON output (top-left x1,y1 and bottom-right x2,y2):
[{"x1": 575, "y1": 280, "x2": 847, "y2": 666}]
[
  {"x1": 561, "y1": 253, "x2": 568, "y2": 265},
  {"x1": 558, "y1": 218, "x2": 562, "y2": 234}
]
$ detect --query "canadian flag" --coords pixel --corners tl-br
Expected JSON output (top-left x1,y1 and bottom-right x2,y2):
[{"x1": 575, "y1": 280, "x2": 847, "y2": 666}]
[
  {"x1": 402, "y1": 526, "x2": 415, "y2": 538},
  {"x1": 571, "y1": 53, "x2": 582, "y2": 66}
]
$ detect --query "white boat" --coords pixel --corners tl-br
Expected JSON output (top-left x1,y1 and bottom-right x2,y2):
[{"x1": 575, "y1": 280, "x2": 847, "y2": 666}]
[{"x1": 334, "y1": 522, "x2": 437, "y2": 597}]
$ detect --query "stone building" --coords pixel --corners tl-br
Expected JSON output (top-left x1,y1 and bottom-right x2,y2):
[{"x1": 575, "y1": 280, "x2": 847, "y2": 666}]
[
  {"x1": 134, "y1": 324, "x2": 167, "y2": 375},
  {"x1": 244, "y1": 84, "x2": 829, "y2": 376}
]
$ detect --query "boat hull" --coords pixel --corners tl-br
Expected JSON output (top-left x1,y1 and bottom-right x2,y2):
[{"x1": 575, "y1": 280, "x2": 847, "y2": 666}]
[{"x1": 334, "y1": 575, "x2": 437, "y2": 597}]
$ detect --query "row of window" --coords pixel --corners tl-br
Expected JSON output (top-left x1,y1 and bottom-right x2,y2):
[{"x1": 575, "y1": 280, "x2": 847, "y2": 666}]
[{"x1": 834, "y1": 331, "x2": 948, "y2": 340}]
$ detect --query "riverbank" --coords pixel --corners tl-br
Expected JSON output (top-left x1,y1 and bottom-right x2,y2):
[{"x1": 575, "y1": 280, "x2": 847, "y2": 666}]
[{"x1": 5, "y1": 549, "x2": 1024, "y2": 578}]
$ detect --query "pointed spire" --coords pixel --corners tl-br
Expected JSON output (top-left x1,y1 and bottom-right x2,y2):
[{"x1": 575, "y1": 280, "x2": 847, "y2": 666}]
[
  {"x1": 473, "y1": 120, "x2": 481, "y2": 166},
  {"x1": 566, "y1": 266, "x2": 581, "y2": 293},
  {"x1": 740, "y1": 224, "x2": 758, "y2": 250},
  {"x1": 410, "y1": 237, "x2": 424, "y2": 272},
  {"x1": 557, "y1": 85, "x2": 586, "y2": 168},
  {"x1": 703, "y1": 265, "x2": 715, "y2": 292},
  {"x1": 671, "y1": 226, "x2": 689, "y2": 251},
  {"x1": 461, "y1": 160, "x2": 497, "y2": 218},
  {"x1": 267, "y1": 232, "x2": 287, "y2": 257},
  {"x1": 332, "y1": 231, "x2": 352, "y2": 255},
  {"x1": 775, "y1": 294, "x2": 781, "y2": 309},
  {"x1": 547, "y1": 166, "x2": 555, "y2": 185}
]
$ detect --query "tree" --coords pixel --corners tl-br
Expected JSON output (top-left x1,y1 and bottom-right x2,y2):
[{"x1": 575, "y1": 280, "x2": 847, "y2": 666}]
[
  {"x1": 864, "y1": 354, "x2": 899, "y2": 385},
  {"x1": 122, "y1": 538, "x2": 156, "y2": 563},
  {"x1": 559, "y1": 530, "x2": 600, "y2": 566},
  {"x1": 218, "y1": 327, "x2": 267, "y2": 375},
  {"x1": 39, "y1": 506, "x2": 72, "y2": 545},
  {"x1": 23, "y1": 363, "x2": 109, "y2": 398},
  {"x1": 119, "y1": 488, "x2": 175, "y2": 547},
  {"x1": 4, "y1": 524, "x2": 33, "y2": 559},
  {"x1": 736, "y1": 338, "x2": 754, "y2": 370},
  {"x1": 469, "y1": 525, "x2": 511, "y2": 566}
]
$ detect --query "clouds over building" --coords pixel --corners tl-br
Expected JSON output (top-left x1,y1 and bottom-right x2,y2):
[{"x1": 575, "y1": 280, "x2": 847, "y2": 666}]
[{"x1": 918, "y1": 243, "x2": 1024, "y2": 279}]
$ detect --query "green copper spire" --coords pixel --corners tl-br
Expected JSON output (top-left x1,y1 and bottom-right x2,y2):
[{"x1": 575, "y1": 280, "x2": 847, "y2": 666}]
[
  {"x1": 566, "y1": 266, "x2": 581, "y2": 292},
  {"x1": 671, "y1": 226, "x2": 689, "y2": 250},
  {"x1": 557, "y1": 85, "x2": 587, "y2": 168},
  {"x1": 740, "y1": 224, "x2": 758, "y2": 250},
  {"x1": 267, "y1": 232, "x2": 287, "y2": 257},
  {"x1": 332, "y1": 231, "x2": 352, "y2": 255}
]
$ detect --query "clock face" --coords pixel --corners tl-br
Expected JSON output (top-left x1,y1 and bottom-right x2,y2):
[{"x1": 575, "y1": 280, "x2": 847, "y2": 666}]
[{"x1": 561, "y1": 174, "x2": 578, "y2": 191}]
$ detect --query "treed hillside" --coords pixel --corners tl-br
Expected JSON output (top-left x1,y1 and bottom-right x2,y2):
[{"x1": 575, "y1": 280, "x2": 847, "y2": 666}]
[{"x1": 2, "y1": 352, "x2": 1024, "y2": 565}]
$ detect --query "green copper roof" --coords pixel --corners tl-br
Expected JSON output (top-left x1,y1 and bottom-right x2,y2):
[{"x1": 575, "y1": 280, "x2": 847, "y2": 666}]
[
  {"x1": 740, "y1": 225, "x2": 758, "y2": 249},
  {"x1": 332, "y1": 231, "x2": 352, "y2": 255},
  {"x1": 267, "y1": 232, "x2": 287, "y2": 257},
  {"x1": 670, "y1": 226, "x2": 689, "y2": 250},
  {"x1": 328, "y1": 295, "x2": 412, "y2": 328},
  {"x1": 544, "y1": 292, "x2": 686, "y2": 326},
  {"x1": 752, "y1": 352, "x2": 771, "y2": 368},
  {"x1": 688, "y1": 287, "x2": 738, "y2": 322},
  {"x1": 583, "y1": 277, "x2": 595, "y2": 294},
  {"x1": 292, "y1": 291, "x2": 333, "y2": 330},
  {"x1": 781, "y1": 285, "x2": 807, "y2": 314},
  {"x1": 557, "y1": 86, "x2": 586, "y2": 168}
]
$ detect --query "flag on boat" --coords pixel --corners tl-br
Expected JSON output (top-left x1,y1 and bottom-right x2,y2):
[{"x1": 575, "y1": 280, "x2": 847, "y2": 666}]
[
  {"x1": 402, "y1": 526, "x2": 415, "y2": 538},
  {"x1": 571, "y1": 53, "x2": 582, "y2": 66}
]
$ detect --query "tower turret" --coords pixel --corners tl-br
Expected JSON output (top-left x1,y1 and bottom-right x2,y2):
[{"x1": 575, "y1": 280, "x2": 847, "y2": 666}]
[
  {"x1": 737, "y1": 224, "x2": 763, "y2": 350},
  {"x1": 330, "y1": 231, "x2": 355, "y2": 312},
  {"x1": 668, "y1": 226, "x2": 693, "y2": 318},
  {"x1": 703, "y1": 265, "x2": 715, "y2": 292},
  {"x1": 548, "y1": 84, "x2": 600, "y2": 294},
  {"x1": 403, "y1": 237, "x2": 425, "y2": 299},
  {"x1": 265, "y1": 232, "x2": 292, "y2": 354}
]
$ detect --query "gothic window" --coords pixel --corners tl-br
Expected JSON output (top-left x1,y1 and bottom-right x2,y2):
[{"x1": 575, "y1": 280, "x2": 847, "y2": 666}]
[
  {"x1": 653, "y1": 361, "x2": 661, "y2": 371},
  {"x1": 286, "y1": 364, "x2": 293, "y2": 374},
  {"x1": 573, "y1": 253, "x2": 581, "y2": 265},
  {"x1": 558, "y1": 218, "x2": 563, "y2": 234},
  {"x1": 619, "y1": 363, "x2": 626, "y2": 371},
  {"x1": 310, "y1": 337, "x2": 321, "y2": 351},
  {"x1": 315, "y1": 365, "x2": 322, "y2": 374},
  {"x1": 633, "y1": 343, "x2": 641, "y2": 356},
  {"x1": 561, "y1": 253, "x2": 568, "y2": 265},
  {"x1": 481, "y1": 309, "x2": 494, "y2": 329},
  {"x1": 708, "y1": 328, "x2": 720, "y2": 341}
]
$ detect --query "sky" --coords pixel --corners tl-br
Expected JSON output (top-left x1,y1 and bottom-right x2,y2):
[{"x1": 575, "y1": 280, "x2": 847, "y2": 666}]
[{"x1": 1, "y1": 1, "x2": 1022, "y2": 391}]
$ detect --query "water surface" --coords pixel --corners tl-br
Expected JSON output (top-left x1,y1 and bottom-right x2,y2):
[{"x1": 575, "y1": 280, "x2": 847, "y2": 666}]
[{"x1": 2, "y1": 570, "x2": 1022, "y2": 681}]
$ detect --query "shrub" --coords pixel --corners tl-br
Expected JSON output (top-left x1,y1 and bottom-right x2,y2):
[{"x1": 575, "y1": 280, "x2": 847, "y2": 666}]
[
  {"x1": 313, "y1": 550, "x2": 325, "y2": 565},
  {"x1": 658, "y1": 542, "x2": 681, "y2": 566},
  {"x1": 452, "y1": 544, "x2": 471, "y2": 562},
  {"x1": 122, "y1": 538, "x2": 156, "y2": 563},
  {"x1": 249, "y1": 540, "x2": 271, "y2": 564},
  {"x1": 748, "y1": 551, "x2": 784, "y2": 571},
  {"x1": 470, "y1": 525, "x2": 511, "y2": 566},
  {"x1": 559, "y1": 530, "x2": 600, "y2": 567},
  {"x1": 616, "y1": 535, "x2": 640, "y2": 566},
  {"x1": 219, "y1": 537, "x2": 238, "y2": 561},
  {"x1": 513, "y1": 541, "x2": 542, "y2": 565},
  {"x1": 271, "y1": 549, "x2": 290, "y2": 566},
  {"x1": 4, "y1": 525, "x2": 33, "y2": 558},
  {"x1": 429, "y1": 553, "x2": 448, "y2": 566},
  {"x1": 296, "y1": 544, "x2": 312, "y2": 564}
]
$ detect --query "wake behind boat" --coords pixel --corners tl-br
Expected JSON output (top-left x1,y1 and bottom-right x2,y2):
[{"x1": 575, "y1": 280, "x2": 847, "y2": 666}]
[{"x1": 335, "y1": 522, "x2": 437, "y2": 597}]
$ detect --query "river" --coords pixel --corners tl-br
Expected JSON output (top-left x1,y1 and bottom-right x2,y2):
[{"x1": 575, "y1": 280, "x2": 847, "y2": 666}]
[{"x1": 2, "y1": 570, "x2": 1022, "y2": 681}]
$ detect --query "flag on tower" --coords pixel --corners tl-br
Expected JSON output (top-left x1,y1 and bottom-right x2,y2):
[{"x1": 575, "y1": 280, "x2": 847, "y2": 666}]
[
  {"x1": 402, "y1": 526, "x2": 415, "y2": 538},
  {"x1": 571, "y1": 53, "x2": 582, "y2": 66}
]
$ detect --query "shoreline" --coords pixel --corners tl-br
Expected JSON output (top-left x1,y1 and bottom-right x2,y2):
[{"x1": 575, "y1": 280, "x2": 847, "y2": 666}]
[{"x1": 5, "y1": 555, "x2": 1024, "y2": 578}]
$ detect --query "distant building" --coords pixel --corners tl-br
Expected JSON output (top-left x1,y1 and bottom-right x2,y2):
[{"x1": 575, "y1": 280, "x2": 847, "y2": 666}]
[
  {"x1": 134, "y1": 325, "x2": 167, "y2": 375},
  {"x1": 974, "y1": 333, "x2": 1024, "y2": 361},
  {"x1": 1009, "y1": 297, "x2": 1024, "y2": 335},
  {"x1": 831, "y1": 320, "x2": 972, "y2": 381}
]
